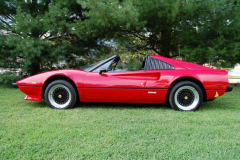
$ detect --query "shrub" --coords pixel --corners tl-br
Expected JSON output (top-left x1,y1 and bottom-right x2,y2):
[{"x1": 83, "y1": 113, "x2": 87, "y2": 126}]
[{"x1": 0, "y1": 73, "x2": 23, "y2": 87}]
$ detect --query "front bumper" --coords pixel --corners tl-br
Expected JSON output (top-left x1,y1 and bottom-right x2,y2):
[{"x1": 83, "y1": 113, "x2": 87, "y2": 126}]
[
  {"x1": 13, "y1": 82, "x2": 42, "y2": 101},
  {"x1": 226, "y1": 85, "x2": 233, "y2": 92},
  {"x1": 20, "y1": 86, "x2": 42, "y2": 101}
]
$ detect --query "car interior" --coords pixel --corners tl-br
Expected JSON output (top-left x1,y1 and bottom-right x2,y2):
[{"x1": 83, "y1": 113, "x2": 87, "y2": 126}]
[
  {"x1": 84, "y1": 55, "x2": 174, "y2": 73},
  {"x1": 91, "y1": 56, "x2": 145, "y2": 73}
]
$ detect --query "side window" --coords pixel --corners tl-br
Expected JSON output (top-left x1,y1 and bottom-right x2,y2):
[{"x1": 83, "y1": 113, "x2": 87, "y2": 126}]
[
  {"x1": 108, "y1": 59, "x2": 143, "y2": 72},
  {"x1": 92, "y1": 60, "x2": 113, "y2": 72},
  {"x1": 148, "y1": 57, "x2": 175, "y2": 70}
]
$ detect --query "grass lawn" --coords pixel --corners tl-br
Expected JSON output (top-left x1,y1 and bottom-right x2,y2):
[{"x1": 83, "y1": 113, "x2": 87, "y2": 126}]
[{"x1": 0, "y1": 86, "x2": 240, "y2": 159}]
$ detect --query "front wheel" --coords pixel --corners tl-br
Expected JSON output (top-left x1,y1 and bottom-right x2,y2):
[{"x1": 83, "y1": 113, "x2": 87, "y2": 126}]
[
  {"x1": 44, "y1": 80, "x2": 77, "y2": 109},
  {"x1": 168, "y1": 81, "x2": 203, "y2": 111}
]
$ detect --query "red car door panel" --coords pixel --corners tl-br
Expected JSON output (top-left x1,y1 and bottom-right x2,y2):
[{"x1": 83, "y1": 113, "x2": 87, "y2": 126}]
[
  {"x1": 82, "y1": 70, "x2": 147, "y2": 100},
  {"x1": 138, "y1": 70, "x2": 168, "y2": 103}
]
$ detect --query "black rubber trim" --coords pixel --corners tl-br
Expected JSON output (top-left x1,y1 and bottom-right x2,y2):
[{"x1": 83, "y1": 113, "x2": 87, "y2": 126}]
[
  {"x1": 17, "y1": 85, "x2": 42, "y2": 87},
  {"x1": 77, "y1": 87, "x2": 168, "y2": 89},
  {"x1": 12, "y1": 83, "x2": 18, "y2": 88},
  {"x1": 205, "y1": 89, "x2": 229, "y2": 91},
  {"x1": 226, "y1": 85, "x2": 233, "y2": 92}
]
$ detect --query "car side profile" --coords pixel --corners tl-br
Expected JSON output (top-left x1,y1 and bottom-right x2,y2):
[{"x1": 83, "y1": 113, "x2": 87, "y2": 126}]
[{"x1": 13, "y1": 55, "x2": 232, "y2": 111}]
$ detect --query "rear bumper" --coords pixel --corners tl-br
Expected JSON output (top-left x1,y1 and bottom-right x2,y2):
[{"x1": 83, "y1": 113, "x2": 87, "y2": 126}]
[
  {"x1": 206, "y1": 85, "x2": 233, "y2": 100},
  {"x1": 12, "y1": 83, "x2": 18, "y2": 88},
  {"x1": 226, "y1": 85, "x2": 233, "y2": 92},
  {"x1": 206, "y1": 90, "x2": 226, "y2": 100}
]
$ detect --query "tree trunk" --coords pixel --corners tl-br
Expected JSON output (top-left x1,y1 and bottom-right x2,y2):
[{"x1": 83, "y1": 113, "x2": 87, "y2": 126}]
[
  {"x1": 160, "y1": 28, "x2": 172, "y2": 58},
  {"x1": 28, "y1": 61, "x2": 40, "y2": 75}
]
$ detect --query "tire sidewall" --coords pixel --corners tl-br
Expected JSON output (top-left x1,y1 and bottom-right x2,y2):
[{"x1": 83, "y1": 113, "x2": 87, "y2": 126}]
[
  {"x1": 169, "y1": 81, "x2": 203, "y2": 111},
  {"x1": 44, "y1": 80, "x2": 77, "y2": 109}
]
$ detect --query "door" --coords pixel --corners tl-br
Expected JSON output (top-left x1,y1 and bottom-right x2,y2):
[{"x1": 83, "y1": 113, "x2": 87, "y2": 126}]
[
  {"x1": 81, "y1": 70, "x2": 147, "y2": 101},
  {"x1": 137, "y1": 70, "x2": 168, "y2": 103}
]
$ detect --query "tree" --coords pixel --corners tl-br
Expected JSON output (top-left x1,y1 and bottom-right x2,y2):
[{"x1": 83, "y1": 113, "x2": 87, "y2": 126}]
[
  {"x1": 76, "y1": 0, "x2": 240, "y2": 67},
  {"x1": 0, "y1": 0, "x2": 108, "y2": 75},
  {"x1": 1, "y1": 0, "x2": 240, "y2": 78}
]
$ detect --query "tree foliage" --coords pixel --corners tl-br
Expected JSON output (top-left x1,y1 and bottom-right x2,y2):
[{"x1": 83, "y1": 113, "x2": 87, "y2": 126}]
[
  {"x1": 0, "y1": 0, "x2": 240, "y2": 78},
  {"x1": 77, "y1": 0, "x2": 240, "y2": 67},
  {"x1": 0, "y1": 0, "x2": 108, "y2": 75}
]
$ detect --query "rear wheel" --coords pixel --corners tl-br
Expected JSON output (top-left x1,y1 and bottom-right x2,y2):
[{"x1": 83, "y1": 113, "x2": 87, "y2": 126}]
[
  {"x1": 169, "y1": 81, "x2": 203, "y2": 111},
  {"x1": 44, "y1": 80, "x2": 77, "y2": 109}
]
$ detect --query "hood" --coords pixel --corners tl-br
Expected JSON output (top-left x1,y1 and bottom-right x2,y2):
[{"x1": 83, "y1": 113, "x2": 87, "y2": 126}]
[{"x1": 17, "y1": 69, "x2": 86, "y2": 87}]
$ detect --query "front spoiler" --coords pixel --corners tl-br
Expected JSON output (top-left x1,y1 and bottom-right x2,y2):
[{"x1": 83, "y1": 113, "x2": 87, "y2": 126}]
[
  {"x1": 226, "y1": 85, "x2": 233, "y2": 92},
  {"x1": 12, "y1": 83, "x2": 18, "y2": 88}
]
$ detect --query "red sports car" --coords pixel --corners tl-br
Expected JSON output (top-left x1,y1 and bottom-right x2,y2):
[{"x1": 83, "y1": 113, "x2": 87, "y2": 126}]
[{"x1": 13, "y1": 55, "x2": 232, "y2": 111}]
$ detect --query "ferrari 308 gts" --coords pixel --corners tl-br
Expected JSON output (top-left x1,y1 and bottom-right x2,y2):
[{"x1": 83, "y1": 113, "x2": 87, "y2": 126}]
[{"x1": 13, "y1": 55, "x2": 232, "y2": 111}]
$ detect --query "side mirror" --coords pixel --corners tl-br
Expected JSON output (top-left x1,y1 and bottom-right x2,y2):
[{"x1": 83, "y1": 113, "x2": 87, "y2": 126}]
[{"x1": 99, "y1": 69, "x2": 107, "y2": 75}]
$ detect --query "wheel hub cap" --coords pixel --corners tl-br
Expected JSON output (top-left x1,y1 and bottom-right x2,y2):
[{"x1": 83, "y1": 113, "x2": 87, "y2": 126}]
[
  {"x1": 177, "y1": 89, "x2": 195, "y2": 106},
  {"x1": 52, "y1": 87, "x2": 69, "y2": 104}
]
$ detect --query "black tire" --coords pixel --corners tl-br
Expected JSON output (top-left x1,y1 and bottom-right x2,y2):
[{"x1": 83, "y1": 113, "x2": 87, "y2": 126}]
[
  {"x1": 44, "y1": 80, "x2": 77, "y2": 109},
  {"x1": 168, "y1": 81, "x2": 203, "y2": 111}
]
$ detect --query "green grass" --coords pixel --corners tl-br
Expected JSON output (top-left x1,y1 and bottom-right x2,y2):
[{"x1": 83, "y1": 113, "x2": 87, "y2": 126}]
[{"x1": 0, "y1": 86, "x2": 240, "y2": 159}]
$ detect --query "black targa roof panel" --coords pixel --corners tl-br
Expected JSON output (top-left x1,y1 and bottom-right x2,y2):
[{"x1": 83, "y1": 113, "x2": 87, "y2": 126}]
[{"x1": 148, "y1": 56, "x2": 175, "y2": 70}]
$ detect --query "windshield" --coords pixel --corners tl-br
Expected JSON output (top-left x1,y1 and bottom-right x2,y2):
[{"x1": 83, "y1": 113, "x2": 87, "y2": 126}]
[
  {"x1": 82, "y1": 55, "x2": 118, "y2": 71},
  {"x1": 83, "y1": 59, "x2": 106, "y2": 71}
]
